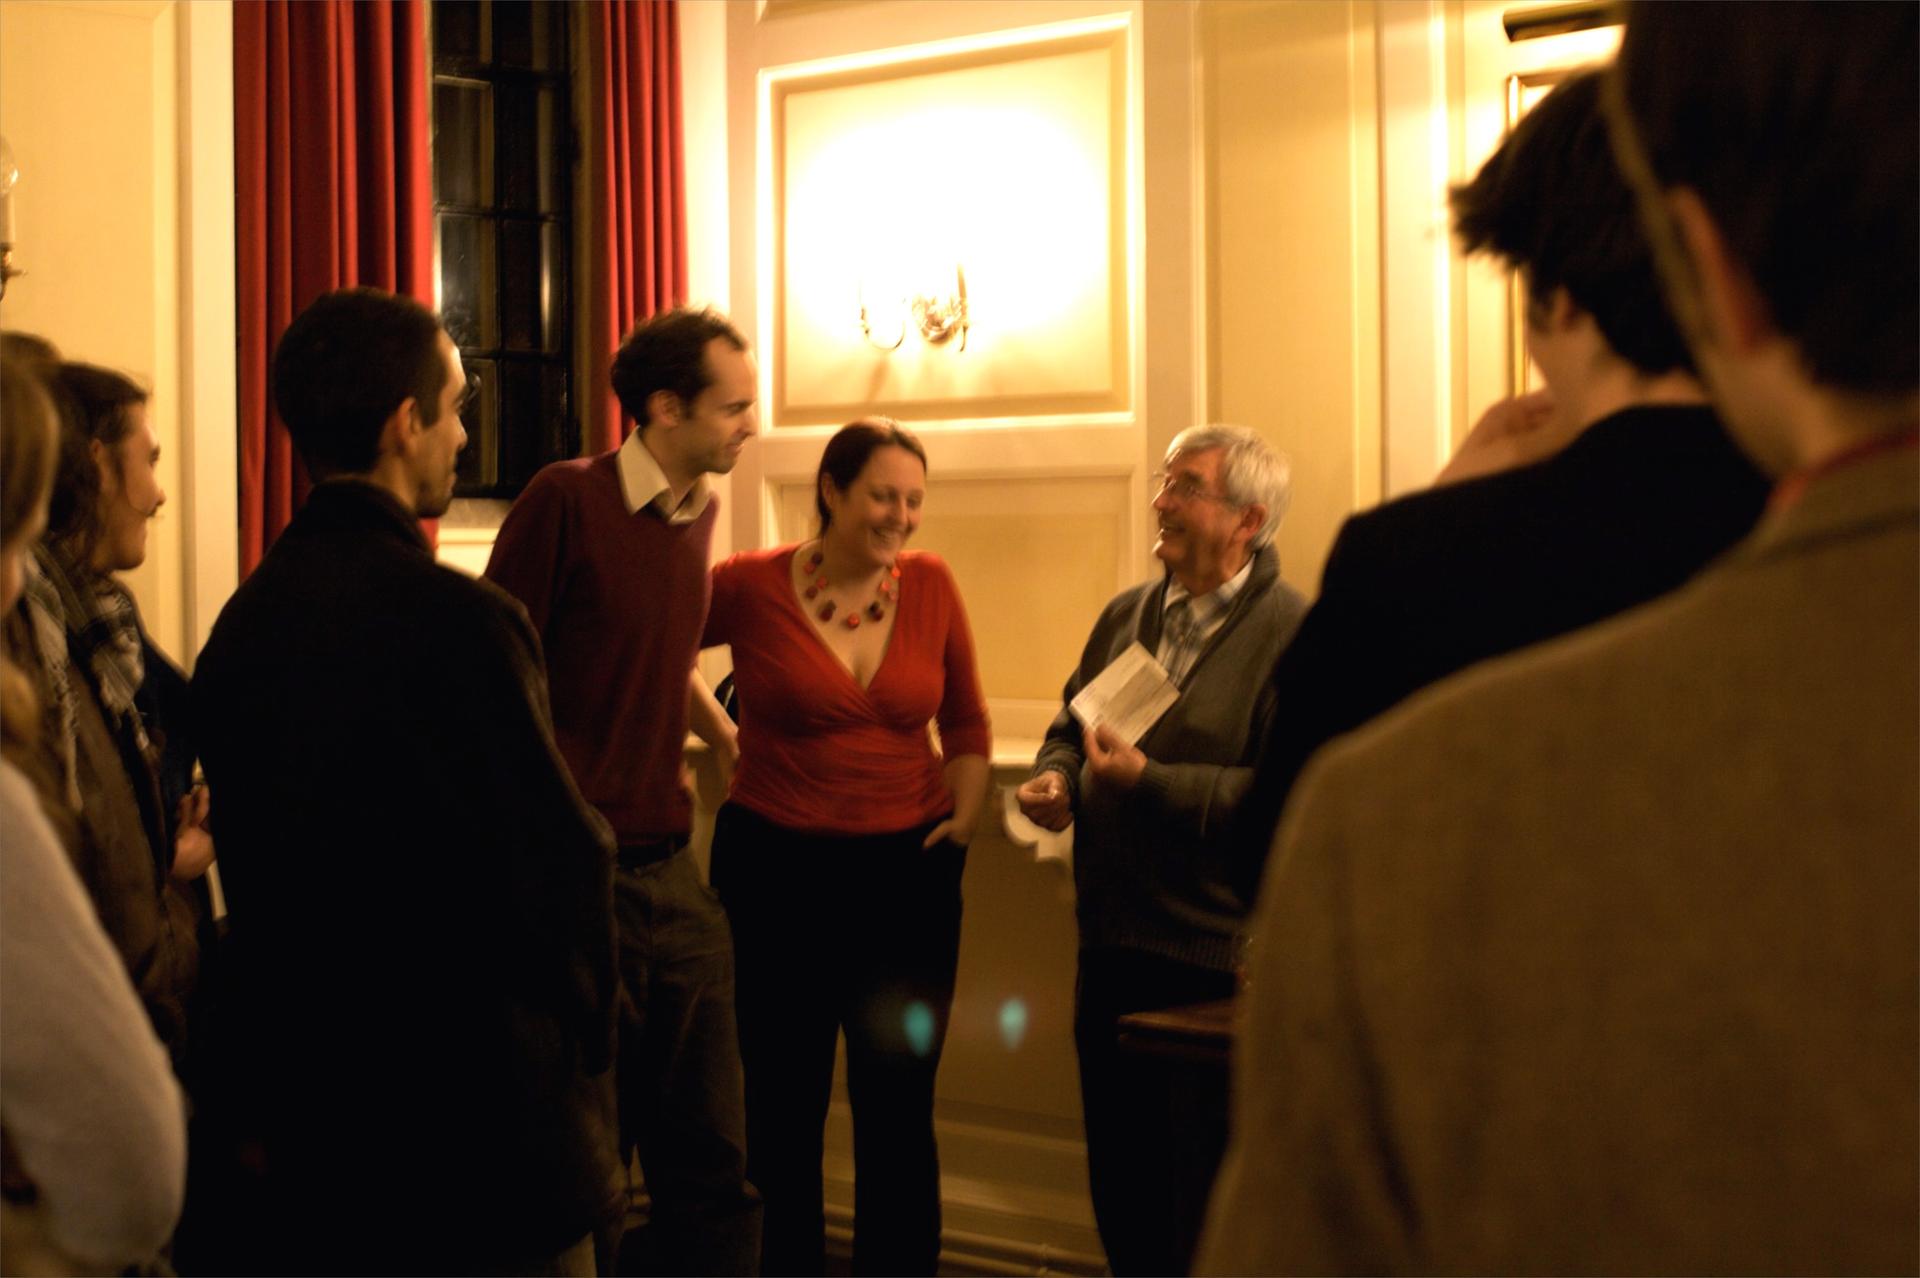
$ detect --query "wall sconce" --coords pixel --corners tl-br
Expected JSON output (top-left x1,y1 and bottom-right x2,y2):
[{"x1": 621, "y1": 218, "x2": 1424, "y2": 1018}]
[
  {"x1": 859, "y1": 265, "x2": 969, "y2": 352},
  {"x1": 0, "y1": 136, "x2": 20, "y2": 301}
]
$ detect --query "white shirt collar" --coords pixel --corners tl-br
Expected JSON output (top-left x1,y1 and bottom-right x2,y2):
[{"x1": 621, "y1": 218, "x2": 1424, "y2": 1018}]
[
  {"x1": 617, "y1": 428, "x2": 712, "y2": 523},
  {"x1": 1164, "y1": 555, "x2": 1254, "y2": 613}
]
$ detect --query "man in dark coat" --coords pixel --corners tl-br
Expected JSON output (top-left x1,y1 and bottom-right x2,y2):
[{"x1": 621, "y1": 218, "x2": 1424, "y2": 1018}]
[
  {"x1": 192, "y1": 288, "x2": 621, "y2": 1275},
  {"x1": 1232, "y1": 69, "x2": 1770, "y2": 894}
]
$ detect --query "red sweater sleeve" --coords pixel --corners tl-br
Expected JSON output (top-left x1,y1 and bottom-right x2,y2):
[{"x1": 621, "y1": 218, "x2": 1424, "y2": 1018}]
[
  {"x1": 484, "y1": 470, "x2": 570, "y2": 641},
  {"x1": 929, "y1": 557, "x2": 992, "y2": 761}
]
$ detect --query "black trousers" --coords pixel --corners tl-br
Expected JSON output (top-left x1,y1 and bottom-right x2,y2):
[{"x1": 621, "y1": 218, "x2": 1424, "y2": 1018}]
[
  {"x1": 610, "y1": 845, "x2": 761, "y2": 1275},
  {"x1": 1074, "y1": 946, "x2": 1236, "y2": 1277},
  {"x1": 711, "y1": 804, "x2": 966, "y2": 1277}
]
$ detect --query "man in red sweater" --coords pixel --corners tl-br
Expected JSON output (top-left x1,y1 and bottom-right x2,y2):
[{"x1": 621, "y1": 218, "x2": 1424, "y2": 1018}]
[{"x1": 486, "y1": 307, "x2": 761, "y2": 1274}]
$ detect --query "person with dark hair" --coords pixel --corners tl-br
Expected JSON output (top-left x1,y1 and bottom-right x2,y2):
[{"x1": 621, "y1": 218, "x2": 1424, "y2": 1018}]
[
  {"x1": 1231, "y1": 67, "x2": 1769, "y2": 897},
  {"x1": 1201, "y1": 5, "x2": 1917, "y2": 1272},
  {"x1": 190, "y1": 287, "x2": 622, "y2": 1275},
  {"x1": 702, "y1": 417, "x2": 990, "y2": 1275},
  {"x1": 0, "y1": 341, "x2": 186, "y2": 1275},
  {"x1": 8, "y1": 358, "x2": 213, "y2": 1074},
  {"x1": 267, "y1": 285, "x2": 453, "y2": 483},
  {"x1": 484, "y1": 303, "x2": 762, "y2": 1275}
]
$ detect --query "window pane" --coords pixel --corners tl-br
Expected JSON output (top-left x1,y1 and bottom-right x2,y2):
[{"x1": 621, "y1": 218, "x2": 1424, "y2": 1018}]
[
  {"x1": 492, "y1": 1, "x2": 531, "y2": 68},
  {"x1": 497, "y1": 82, "x2": 535, "y2": 212},
  {"x1": 432, "y1": 80, "x2": 492, "y2": 208},
  {"x1": 541, "y1": 222, "x2": 567, "y2": 353},
  {"x1": 500, "y1": 220, "x2": 541, "y2": 351},
  {"x1": 432, "y1": 0, "x2": 481, "y2": 66},
  {"x1": 536, "y1": 86, "x2": 562, "y2": 214},
  {"x1": 493, "y1": 1, "x2": 563, "y2": 70},
  {"x1": 437, "y1": 214, "x2": 498, "y2": 348},
  {"x1": 454, "y1": 355, "x2": 499, "y2": 491},
  {"x1": 542, "y1": 362, "x2": 572, "y2": 465},
  {"x1": 533, "y1": 1, "x2": 564, "y2": 72},
  {"x1": 498, "y1": 360, "x2": 569, "y2": 488}
]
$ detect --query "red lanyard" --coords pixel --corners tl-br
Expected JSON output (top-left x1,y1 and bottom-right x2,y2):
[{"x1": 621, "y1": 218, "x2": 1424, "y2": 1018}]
[{"x1": 1768, "y1": 428, "x2": 1919, "y2": 515}]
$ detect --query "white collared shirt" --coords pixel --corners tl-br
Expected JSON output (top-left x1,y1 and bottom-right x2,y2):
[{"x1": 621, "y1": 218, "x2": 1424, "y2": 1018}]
[{"x1": 616, "y1": 428, "x2": 713, "y2": 523}]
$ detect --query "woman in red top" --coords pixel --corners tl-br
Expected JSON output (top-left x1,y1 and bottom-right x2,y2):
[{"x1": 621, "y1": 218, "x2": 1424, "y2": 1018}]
[{"x1": 704, "y1": 418, "x2": 990, "y2": 1276}]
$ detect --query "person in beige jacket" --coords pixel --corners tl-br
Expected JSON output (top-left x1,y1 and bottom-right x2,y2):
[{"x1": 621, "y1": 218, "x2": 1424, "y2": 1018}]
[{"x1": 1199, "y1": 3, "x2": 1918, "y2": 1274}]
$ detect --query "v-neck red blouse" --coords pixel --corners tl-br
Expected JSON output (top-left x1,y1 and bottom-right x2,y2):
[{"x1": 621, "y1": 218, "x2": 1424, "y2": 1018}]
[{"x1": 704, "y1": 545, "x2": 991, "y2": 835}]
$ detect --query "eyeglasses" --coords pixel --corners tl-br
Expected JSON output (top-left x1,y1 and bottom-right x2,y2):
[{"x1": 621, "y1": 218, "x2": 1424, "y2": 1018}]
[{"x1": 1151, "y1": 469, "x2": 1235, "y2": 505}]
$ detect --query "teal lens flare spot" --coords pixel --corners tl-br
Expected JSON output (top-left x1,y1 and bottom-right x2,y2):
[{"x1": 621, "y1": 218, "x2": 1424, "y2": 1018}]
[
  {"x1": 998, "y1": 997, "x2": 1029, "y2": 1050},
  {"x1": 904, "y1": 1000, "x2": 936, "y2": 1057}
]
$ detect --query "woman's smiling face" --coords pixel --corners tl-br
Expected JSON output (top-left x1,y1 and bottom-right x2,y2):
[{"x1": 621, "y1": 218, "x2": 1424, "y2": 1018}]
[{"x1": 823, "y1": 443, "x2": 926, "y2": 569}]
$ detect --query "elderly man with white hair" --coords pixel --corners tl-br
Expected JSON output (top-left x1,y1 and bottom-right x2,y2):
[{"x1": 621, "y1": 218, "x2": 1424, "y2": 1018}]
[{"x1": 1016, "y1": 423, "x2": 1306, "y2": 1276}]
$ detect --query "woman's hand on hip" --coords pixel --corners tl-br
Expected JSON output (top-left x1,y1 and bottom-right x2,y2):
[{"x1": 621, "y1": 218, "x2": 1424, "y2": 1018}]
[{"x1": 922, "y1": 818, "x2": 970, "y2": 850}]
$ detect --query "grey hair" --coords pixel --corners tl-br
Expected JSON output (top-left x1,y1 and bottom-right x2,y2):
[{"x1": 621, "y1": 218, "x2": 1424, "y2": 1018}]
[{"x1": 1164, "y1": 423, "x2": 1291, "y2": 549}]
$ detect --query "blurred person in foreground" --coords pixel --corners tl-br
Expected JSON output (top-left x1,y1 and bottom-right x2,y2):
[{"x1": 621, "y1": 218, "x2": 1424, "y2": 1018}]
[
  {"x1": 1231, "y1": 67, "x2": 1769, "y2": 895},
  {"x1": 0, "y1": 343, "x2": 186, "y2": 1273},
  {"x1": 191, "y1": 288, "x2": 621, "y2": 1275},
  {"x1": 1200, "y1": 4, "x2": 1917, "y2": 1273}
]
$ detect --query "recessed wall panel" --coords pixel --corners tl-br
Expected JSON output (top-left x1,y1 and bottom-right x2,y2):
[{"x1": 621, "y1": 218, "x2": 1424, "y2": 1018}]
[{"x1": 768, "y1": 27, "x2": 1129, "y2": 426}]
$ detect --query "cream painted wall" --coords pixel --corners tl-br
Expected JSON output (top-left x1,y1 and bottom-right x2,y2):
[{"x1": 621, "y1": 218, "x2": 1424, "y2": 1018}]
[
  {"x1": 0, "y1": 0, "x2": 237, "y2": 665},
  {"x1": 1451, "y1": 0, "x2": 1623, "y2": 445},
  {"x1": 1201, "y1": 0, "x2": 1383, "y2": 596},
  {"x1": 1202, "y1": 0, "x2": 1623, "y2": 595}
]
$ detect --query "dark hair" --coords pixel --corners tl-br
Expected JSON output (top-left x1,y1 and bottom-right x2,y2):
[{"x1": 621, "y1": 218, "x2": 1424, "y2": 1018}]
[
  {"x1": 1451, "y1": 68, "x2": 1688, "y2": 376},
  {"x1": 2, "y1": 345, "x2": 60, "y2": 554},
  {"x1": 0, "y1": 331, "x2": 61, "y2": 372},
  {"x1": 815, "y1": 417, "x2": 928, "y2": 532},
  {"x1": 272, "y1": 288, "x2": 449, "y2": 478},
  {"x1": 1615, "y1": 1, "x2": 1917, "y2": 394},
  {"x1": 610, "y1": 307, "x2": 748, "y2": 434},
  {"x1": 45, "y1": 362, "x2": 148, "y2": 557}
]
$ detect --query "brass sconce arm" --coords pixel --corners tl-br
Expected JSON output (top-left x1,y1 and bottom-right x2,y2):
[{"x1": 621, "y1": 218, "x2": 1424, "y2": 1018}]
[{"x1": 859, "y1": 264, "x2": 969, "y2": 352}]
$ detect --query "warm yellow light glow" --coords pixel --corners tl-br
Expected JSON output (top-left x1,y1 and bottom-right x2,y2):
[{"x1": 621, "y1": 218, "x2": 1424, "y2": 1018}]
[{"x1": 763, "y1": 21, "x2": 1129, "y2": 427}]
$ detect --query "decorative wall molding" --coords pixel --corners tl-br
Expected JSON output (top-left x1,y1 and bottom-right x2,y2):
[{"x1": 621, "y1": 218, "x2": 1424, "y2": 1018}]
[{"x1": 760, "y1": 15, "x2": 1134, "y2": 430}]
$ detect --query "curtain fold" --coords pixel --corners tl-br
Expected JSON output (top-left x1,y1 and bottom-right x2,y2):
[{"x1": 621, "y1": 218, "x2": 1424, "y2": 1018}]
[
  {"x1": 590, "y1": 0, "x2": 687, "y2": 451},
  {"x1": 234, "y1": 0, "x2": 432, "y2": 577}
]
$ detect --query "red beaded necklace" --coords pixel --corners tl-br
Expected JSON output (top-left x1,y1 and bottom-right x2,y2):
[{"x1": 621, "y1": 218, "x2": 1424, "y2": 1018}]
[{"x1": 802, "y1": 544, "x2": 900, "y2": 629}]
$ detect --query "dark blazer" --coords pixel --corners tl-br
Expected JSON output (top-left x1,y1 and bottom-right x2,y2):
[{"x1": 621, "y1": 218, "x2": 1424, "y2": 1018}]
[
  {"x1": 191, "y1": 480, "x2": 621, "y2": 1271},
  {"x1": 1034, "y1": 544, "x2": 1308, "y2": 971},
  {"x1": 1236, "y1": 404, "x2": 1768, "y2": 894}
]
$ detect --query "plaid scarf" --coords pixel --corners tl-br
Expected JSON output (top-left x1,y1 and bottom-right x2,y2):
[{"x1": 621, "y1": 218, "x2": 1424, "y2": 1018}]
[{"x1": 20, "y1": 543, "x2": 150, "y2": 807}]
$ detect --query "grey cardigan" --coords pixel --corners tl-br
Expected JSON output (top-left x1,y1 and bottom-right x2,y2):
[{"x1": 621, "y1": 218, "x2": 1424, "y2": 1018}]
[{"x1": 1033, "y1": 544, "x2": 1306, "y2": 971}]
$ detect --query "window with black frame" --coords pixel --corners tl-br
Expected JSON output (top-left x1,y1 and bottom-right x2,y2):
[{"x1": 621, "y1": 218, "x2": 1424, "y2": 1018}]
[{"x1": 430, "y1": 0, "x2": 576, "y2": 499}]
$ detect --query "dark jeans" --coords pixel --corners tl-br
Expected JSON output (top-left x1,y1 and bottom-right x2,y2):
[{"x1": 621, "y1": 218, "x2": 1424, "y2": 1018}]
[
  {"x1": 613, "y1": 845, "x2": 762, "y2": 1275},
  {"x1": 711, "y1": 804, "x2": 967, "y2": 1277},
  {"x1": 1074, "y1": 946, "x2": 1236, "y2": 1277}
]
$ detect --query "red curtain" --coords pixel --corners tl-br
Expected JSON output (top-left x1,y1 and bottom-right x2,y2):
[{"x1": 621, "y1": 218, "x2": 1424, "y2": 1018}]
[
  {"x1": 234, "y1": 0, "x2": 433, "y2": 577},
  {"x1": 589, "y1": 0, "x2": 687, "y2": 451}
]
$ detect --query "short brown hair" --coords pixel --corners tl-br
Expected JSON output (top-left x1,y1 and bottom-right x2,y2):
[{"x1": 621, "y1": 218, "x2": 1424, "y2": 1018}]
[
  {"x1": 610, "y1": 307, "x2": 748, "y2": 435},
  {"x1": 1615, "y1": 1, "x2": 1916, "y2": 394}
]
